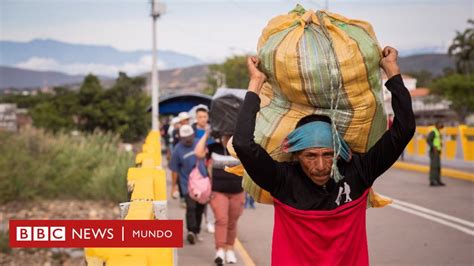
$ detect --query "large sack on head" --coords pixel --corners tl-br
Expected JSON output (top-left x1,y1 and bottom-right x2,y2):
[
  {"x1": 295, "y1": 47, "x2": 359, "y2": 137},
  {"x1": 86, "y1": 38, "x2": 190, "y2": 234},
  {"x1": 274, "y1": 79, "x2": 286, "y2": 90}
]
[{"x1": 241, "y1": 5, "x2": 387, "y2": 204}]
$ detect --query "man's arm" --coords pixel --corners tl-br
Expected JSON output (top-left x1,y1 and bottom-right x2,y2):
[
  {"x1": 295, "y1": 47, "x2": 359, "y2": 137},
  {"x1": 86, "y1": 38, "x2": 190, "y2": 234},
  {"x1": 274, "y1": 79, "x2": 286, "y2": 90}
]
[
  {"x1": 194, "y1": 128, "x2": 209, "y2": 159},
  {"x1": 232, "y1": 57, "x2": 281, "y2": 192},
  {"x1": 426, "y1": 131, "x2": 435, "y2": 150},
  {"x1": 355, "y1": 47, "x2": 416, "y2": 186}
]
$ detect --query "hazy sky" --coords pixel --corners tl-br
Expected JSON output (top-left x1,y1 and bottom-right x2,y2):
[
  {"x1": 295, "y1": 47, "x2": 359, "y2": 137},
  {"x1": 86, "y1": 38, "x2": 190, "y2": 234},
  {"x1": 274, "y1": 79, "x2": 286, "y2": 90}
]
[{"x1": 1, "y1": 0, "x2": 473, "y2": 63}]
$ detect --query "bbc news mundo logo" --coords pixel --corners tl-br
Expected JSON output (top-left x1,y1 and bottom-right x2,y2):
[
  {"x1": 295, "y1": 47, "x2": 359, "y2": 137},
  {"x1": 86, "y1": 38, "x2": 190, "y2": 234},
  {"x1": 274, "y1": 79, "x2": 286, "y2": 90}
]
[
  {"x1": 16, "y1": 226, "x2": 66, "y2": 241},
  {"x1": 10, "y1": 220, "x2": 183, "y2": 248}
]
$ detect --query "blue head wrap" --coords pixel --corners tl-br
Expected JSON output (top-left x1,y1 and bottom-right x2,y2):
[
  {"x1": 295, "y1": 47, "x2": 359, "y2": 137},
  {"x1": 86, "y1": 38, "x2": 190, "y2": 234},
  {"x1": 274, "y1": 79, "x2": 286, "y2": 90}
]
[{"x1": 282, "y1": 121, "x2": 351, "y2": 162}]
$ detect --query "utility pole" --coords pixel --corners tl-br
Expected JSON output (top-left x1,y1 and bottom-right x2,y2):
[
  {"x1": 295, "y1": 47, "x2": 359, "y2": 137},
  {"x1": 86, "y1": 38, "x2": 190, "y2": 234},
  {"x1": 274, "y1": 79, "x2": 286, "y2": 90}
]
[{"x1": 150, "y1": 0, "x2": 165, "y2": 131}]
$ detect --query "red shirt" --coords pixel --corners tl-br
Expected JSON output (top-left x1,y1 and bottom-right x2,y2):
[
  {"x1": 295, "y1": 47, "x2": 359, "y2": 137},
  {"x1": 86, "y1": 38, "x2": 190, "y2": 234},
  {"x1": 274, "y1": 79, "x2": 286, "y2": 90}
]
[{"x1": 272, "y1": 189, "x2": 370, "y2": 266}]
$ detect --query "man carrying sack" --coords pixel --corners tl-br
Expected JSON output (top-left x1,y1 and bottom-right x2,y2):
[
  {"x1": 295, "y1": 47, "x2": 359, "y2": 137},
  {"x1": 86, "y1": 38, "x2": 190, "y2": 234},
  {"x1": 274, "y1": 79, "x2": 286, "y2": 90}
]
[{"x1": 233, "y1": 46, "x2": 416, "y2": 265}]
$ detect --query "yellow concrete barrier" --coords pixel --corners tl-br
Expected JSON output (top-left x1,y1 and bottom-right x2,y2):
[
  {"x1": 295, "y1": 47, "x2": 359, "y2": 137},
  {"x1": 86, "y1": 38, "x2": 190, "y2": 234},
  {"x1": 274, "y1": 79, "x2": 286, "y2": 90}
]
[
  {"x1": 460, "y1": 125, "x2": 474, "y2": 161},
  {"x1": 141, "y1": 158, "x2": 158, "y2": 169},
  {"x1": 393, "y1": 161, "x2": 474, "y2": 182},
  {"x1": 107, "y1": 256, "x2": 148, "y2": 266},
  {"x1": 415, "y1": 126, "x2": 431, "y2": 156},
  {"x1": 143, "y1": 143, "x2": 160, "y2": 154},
  {"x1": 131, "y1": 177, "x2": 155, "y2": 201},
  {"x1": 441, "y1": 127, "x2": 458, "y2": 160},
  {"x1": 127, "y1": 168, "x2": 167, "y2": 201},
  {"x1": 136, "y1": 152, "x2": 162, "y2": 166},
  {"x1": 84, "y1": 130, "x2": 174, "y2": 266},
  {"x1": 128, "y1": 168, "x2": 158, "y2": 181},
  {"x1": 145, "y1": 130, "x2": 161, "y2": 144},
  {"x1": 405, "y1": 138, "x2": 415, "y2": 155},
  {"x1": 153, "y1": 169, "x2": 167, "y2": 201},
  {"x1": 85, "y1": 247, "x2": 175, "y2": 266},
  {"x1": 125, "y1": 201, "x2": 154, "y2": 220}
]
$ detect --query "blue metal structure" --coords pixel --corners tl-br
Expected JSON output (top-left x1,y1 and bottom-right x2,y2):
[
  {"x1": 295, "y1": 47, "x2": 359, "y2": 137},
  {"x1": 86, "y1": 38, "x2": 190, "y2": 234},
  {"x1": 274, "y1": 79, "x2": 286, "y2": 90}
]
[{"x1": 152, "y1": 93, "x2": 212, "y2": 116}]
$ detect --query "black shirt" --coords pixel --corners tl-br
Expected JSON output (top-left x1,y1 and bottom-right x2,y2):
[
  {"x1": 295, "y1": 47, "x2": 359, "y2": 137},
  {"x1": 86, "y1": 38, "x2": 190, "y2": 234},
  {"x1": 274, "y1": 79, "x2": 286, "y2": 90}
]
[
  {"x1": 233, "y1": 75, "x2": 416, "y2": 210},
  {"x1": 207, "y1": 142, "x2": 244, "y2": 194}
]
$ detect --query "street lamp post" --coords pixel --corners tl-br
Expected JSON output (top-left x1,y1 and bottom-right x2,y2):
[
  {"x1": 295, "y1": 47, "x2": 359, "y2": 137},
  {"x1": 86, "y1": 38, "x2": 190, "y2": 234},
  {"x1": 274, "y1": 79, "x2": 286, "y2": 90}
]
[{"x1": 150, "y1": 0, "x2": 165, "y2": 131}]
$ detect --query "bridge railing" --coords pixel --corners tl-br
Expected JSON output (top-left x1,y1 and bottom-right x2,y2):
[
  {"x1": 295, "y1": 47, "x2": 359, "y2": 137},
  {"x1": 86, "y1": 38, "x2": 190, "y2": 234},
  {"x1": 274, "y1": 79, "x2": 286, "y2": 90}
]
[
  {"x1": 405, "y1": 125, "x2": 474, "y2": 161},
  {"x1": 85, "y1": 130, "x2": 176, "y2": 266}
]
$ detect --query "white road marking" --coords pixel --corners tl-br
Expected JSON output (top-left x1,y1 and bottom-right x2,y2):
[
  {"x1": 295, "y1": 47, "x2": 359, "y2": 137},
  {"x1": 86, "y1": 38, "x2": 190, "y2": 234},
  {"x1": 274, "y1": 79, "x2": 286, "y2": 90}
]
[
  {"x1": 392, "y1": 198, "x2": 474, "y2": 228},
  {"x1": 389, "y1": 203, "x2": 474, "y2": 236}
]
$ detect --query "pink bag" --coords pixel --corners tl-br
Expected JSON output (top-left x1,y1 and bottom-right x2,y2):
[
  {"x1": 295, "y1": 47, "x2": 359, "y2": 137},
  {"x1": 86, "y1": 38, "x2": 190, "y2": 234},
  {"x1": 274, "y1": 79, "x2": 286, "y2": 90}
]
[{"x1": 188, "y1": 161, "x2": 212, "y2": 204}]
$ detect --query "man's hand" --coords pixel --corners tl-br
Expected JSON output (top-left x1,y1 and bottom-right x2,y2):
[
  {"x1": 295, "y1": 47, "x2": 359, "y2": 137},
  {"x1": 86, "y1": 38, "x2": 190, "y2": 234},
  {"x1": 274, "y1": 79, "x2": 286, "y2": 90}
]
[
  {"x1": 380, "y1": 46, "x2": 400, "y2": 79},
  {"x1": 247, "y1": 56, "x2": 267, "y2": 94},
  {"x1": 247, "y1": 56, "x2": 266, "y2": 81}
]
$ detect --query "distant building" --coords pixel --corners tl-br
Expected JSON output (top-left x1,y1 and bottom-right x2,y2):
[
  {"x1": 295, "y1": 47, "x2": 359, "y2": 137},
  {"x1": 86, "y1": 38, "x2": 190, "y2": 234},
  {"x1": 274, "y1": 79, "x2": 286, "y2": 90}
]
[
  {"x1": 382, "y1": 73, "x2": 458, "y2": 125},
  {"x1": 408, "y1": 88, "x2": 457, "y2": 126},
  {"x1": 0, "y1": 103, "x2": 18, "y2": 132},
  {"x1": 16, "y1": 108, "x2": 33, "y2": 129},
  {"x1": 382, "y1": 73, "x2": 417, "y2": 116}
]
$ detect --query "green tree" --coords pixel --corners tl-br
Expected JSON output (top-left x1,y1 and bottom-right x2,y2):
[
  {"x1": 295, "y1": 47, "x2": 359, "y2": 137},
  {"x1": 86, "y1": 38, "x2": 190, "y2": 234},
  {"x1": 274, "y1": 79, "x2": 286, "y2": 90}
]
[
  {"x1": 4, "y1": 72, "x2": 150, "y2": 142},
  {"x1": 78, "y1": 74, "x2": 105, "y2": 132},
  {"x1": 99, "y1": 72, "x2": 150, "y2": 142},
  {"x1": 430, "y1": 74, "x2": 474, "y2": 122},
  {"x1": 448, "y1": 19, "x2": 474, "y2": 74},
  {"x1": 205, "y1": 55, "x2": 249, "y2": 95},
  {"x1": 30, "y1": 87, "x2": 78, "y2": 132},
  {"x1": 0, "y1": 92, "x2": 53, "y2": 109}
]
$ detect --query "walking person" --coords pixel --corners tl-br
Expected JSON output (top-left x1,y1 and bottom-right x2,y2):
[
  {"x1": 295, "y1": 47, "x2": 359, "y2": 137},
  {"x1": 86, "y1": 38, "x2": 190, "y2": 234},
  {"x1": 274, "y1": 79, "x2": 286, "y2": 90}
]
[
  {"x1": 169, "y1": 125, "x2": 205, "y2": 244},
  {"x1": 192, "y1": 105, "x2": 216, "y2": 233},
  {"x1": 427, "y1": 121, "x2": 445, "y2": 186},
  {"x1": 233, "y1": 47, "x2": 416, "y2": 265},
  {"x1": 195, "y1": 127, "x2": 244, "y2": 265}
]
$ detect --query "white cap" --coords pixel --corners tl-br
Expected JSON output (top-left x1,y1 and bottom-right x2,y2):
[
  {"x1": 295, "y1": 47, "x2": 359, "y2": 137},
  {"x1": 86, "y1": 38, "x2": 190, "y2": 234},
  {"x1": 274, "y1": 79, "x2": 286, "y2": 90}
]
[
  {"x1": 179, "y1": 125, "x2": 194, "y2": 138},
  {"x1": 170, "y1": 117, "x2": 180, "y2": 125},
  {"x1": 178, "y1": 112, "x2": 191, "y2": 122},
  {"x1": 194, "y1": 104, "x2": 209, "y2": 112}
]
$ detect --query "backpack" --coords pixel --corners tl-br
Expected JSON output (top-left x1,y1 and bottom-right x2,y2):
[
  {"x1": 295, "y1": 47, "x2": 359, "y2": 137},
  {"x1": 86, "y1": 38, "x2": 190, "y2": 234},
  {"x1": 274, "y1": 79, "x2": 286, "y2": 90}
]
[{"x1": 188, "y1": 160, "x2": 212, "y2": 204}]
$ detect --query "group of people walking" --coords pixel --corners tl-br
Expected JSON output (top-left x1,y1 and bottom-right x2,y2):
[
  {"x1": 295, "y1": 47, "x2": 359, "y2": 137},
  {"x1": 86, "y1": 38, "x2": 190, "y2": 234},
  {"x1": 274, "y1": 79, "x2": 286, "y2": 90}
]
[{"x1": 162, "y1": 105, "x2": 249, "y2": 265}]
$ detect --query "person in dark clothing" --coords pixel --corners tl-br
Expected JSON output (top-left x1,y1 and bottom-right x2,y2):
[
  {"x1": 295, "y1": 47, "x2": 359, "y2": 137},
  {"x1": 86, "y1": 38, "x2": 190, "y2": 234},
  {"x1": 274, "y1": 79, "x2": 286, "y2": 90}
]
[
  {"x1": 427, "y1": 121, "x2": 445, "y2": 186},
  {"x1": 191, "y1": 106, "x2": 217, "y2": 234},
  {"x1": 169, "y1": 125, "x2": 205, "y2": 245},
  {"x1": 172, "y1": 112, "x2": 191, "y2": 147},
  {"x1": 195, "y1": 127, "x2": 243, "y2": 265},
  {"x1": 232, "y1": 46, "x2": 416, "y2": 265}
]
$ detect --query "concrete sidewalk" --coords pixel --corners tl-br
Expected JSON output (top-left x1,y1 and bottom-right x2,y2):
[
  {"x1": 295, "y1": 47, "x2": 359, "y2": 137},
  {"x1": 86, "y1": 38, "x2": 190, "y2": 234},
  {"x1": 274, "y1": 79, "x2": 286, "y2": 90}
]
[
  {"x1": 167, "y1": 196, "x2": 246, "y2": 266},
  {"x1": 164, "y1": 161, "x2": 246, "y2": 266}
]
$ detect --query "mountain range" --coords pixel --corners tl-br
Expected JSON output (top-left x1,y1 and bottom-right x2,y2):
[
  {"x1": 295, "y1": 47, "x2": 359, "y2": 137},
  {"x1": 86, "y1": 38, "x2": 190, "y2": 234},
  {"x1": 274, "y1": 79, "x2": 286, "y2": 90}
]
[
  {"x1": 398, "y1": 54, "x2": 455, "y2": 76},
  {"x1": 0, "y1": 66, "x2": 86, "y2": 89},
  {"x1": 0, "y1": 39, "x2": 456, "y2": 93},
  {"x1": 0, "y1": 39, "x2": 204, "y2": 77}
]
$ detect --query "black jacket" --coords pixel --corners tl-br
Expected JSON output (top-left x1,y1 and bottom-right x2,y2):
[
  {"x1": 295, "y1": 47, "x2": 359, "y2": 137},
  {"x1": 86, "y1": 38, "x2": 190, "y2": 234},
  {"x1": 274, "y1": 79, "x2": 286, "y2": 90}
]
[{"x1": 233, "y1": 75, "x2": 416, "y2": 210}]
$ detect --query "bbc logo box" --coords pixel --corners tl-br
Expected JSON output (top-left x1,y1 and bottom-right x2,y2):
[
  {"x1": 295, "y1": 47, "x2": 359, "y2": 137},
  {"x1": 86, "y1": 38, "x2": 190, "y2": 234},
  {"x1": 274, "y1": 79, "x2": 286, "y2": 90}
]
[
  {"x1": 16, "y1": 226, "x2": 66, "y2": 241},
  {"x1": 10, "y1": 220, "x2": 183, "y2": 248}
]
